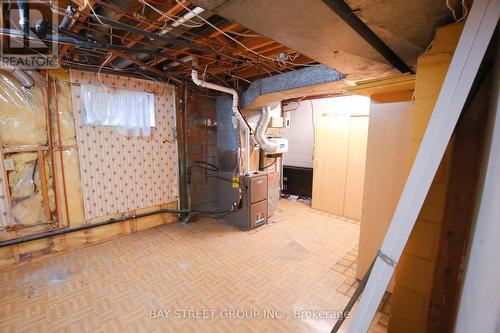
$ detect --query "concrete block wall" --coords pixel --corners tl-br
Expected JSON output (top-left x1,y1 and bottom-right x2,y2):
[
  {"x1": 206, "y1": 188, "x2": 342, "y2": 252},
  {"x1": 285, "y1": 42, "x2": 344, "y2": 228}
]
[{"x1": 388, "y1": 22, "x2": 464, "y2": 333}]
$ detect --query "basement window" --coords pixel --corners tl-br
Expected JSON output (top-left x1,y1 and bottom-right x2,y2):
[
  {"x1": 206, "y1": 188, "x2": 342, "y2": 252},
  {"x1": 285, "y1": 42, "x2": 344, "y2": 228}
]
[{"x1": 81, "y1": 83, "x2": 156, "y2": 137}]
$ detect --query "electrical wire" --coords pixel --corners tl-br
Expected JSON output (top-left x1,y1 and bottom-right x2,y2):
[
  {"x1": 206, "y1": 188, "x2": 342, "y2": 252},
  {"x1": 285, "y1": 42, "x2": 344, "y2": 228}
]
[
  {"x1": 173, "y1": 0, "x2": 306, "y2": 67},
  {"x1": 143, "y1": 0, "x2": 171, "y2": 6},
  {"x1": 97, "y1": 52, "x2": 113, "y2": 89},
  {"x1": 457, "y1": 0, "x2": 469, "y2": 22},
  {"x1": 53, "y1": 3, "x2": 293, "y2": 76},
  {"x1": 226, "y1": 31, "x2": 260, "y2": 38},
  {"x1": 262, "y1": 157, "x2": 277, "y2": 170},
  {"x1": 139, "y1": 0, "x2": 205, "y2": 28},
  {"x1": 446, "y1": 0, "x2": 458, "y2": 21},
  {"x1": 192, "y1": 160, "x2": 220, "y2": 171},
  {"x1": 83, "y1": 0, "x2": 109, "y2": 26}
]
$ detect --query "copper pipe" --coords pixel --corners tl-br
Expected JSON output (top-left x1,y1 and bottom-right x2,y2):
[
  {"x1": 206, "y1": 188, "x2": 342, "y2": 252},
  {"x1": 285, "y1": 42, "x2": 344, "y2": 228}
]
[
  {"x1": 37, "y1": 150, "x2": 52, "y2": 221},
  {"x1": 1, "y1": 145, "x2": 78, "y2": 154},
  {"x1": 53, "y1": 80, "x2": 71, "y2": 227},
  {"x1": 44, "y1": 74, "x2": 63, "y2": 227}
]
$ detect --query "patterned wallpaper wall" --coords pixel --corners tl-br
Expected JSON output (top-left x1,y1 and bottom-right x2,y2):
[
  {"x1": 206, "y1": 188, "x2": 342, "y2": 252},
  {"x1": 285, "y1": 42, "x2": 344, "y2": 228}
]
[{"x1": 70, "y1": 71, "x2": 179, "y2": 220}]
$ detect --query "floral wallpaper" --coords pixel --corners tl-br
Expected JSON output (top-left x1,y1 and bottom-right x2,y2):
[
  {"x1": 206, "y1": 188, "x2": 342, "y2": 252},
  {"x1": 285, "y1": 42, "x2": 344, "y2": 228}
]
[{"x1": 70, "y1": 71, "x2": 179, "y2": 220}]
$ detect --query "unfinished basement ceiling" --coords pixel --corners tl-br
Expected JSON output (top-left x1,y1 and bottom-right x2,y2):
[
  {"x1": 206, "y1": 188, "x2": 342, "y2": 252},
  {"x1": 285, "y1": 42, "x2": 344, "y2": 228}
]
[
  {"x1": 188, "y1": 0, "x2": 454, "y2": 82},
  {"x1": 27, "y1": 0, "x2": 457, "y2": 94},
  {"x1": 51, "y1": 0, "x2": 318, "y2": 89}
]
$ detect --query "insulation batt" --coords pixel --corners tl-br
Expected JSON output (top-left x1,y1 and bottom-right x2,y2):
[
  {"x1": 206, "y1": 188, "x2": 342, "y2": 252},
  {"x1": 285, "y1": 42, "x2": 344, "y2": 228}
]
[
  {"x1": 10, "y1": 155, "x2": 36, "y2": 199},
  {"x1": 0, "y1": 72, "x2": 47, "y2": 147},
  {"x1": 7, "y1": 153, "x2": 48, "y2": 225},
  {"x1": 12, "y1": 192, "x2": 46, "y2": 225},
  {"x1": 49, "y1": 70, "x2": 85, "y2": 226},
  {"x1": 50, "y1": 71, "x2": 77, "y2": 146},
  {"x1": 0, "y1": 71, "x2": 51, "y2": 227}
]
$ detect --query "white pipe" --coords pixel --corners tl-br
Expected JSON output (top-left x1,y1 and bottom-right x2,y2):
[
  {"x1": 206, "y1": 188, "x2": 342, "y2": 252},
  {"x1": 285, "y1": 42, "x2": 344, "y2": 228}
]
[
  {"x1": 172, "y1": 6, "x2": 205, "y2": 27},
  {"x1": 1, "y1": 64, "x2": 34, "y2": 88},
  {"x1": 159, "y1": 6, "x2": 205, "y2": 35},
  {"x1": 165, "y1": 55, "x2": 193, "y2": 69},
  {"x1": 191, "y1": 58, "x2": 251, "y2": 175},
  {"x1": 255, "y1": 106, "x2": 278, "y2": 153}
]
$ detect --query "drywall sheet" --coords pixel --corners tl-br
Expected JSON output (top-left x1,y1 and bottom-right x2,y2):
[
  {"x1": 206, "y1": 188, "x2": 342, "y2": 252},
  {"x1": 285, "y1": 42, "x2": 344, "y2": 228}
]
[{"x1": 70, "y1": 71, "x2": 178, "y2": 220}]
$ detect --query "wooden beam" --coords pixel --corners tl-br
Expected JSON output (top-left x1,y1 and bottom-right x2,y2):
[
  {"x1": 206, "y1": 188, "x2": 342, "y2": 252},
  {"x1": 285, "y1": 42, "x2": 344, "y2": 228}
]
[
  {"x1": 207, "y1": 22, "x2": 239, "y2": 38},
  {"x1": 241, "y1": 37, "x2": 275, "y2": 51},
  {"x1": 347, "y1": 1, "x2": 499, "y2": 331},
  {"x1": 110, "y1": 50, "x2": 182, "y2": 84},
  {"x1": 321, "y1": 0, "x2": 413, "y2": 73},
  {"x1": 106, "y1": 1, "x2": 187, "y2": 64},
  {"x1": 59, "y1": 0, "x2": 98, "y2": 59}
]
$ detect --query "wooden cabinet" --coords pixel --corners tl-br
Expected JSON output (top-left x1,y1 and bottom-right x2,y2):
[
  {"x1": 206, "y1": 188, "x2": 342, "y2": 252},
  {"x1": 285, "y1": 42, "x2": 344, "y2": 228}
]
[{"x1": 311, "y1": 115, "x2": 369, "y2": 220}]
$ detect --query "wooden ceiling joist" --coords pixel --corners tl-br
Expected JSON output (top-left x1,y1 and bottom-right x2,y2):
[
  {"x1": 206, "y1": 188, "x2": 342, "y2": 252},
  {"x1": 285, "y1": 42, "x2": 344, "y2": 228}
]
[{"x1": 56, "y1": 0, "x2": 316, "y2": 87}]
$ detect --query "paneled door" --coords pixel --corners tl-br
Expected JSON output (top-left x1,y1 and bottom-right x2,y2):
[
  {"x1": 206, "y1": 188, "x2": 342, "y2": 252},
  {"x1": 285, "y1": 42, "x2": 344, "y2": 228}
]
[{"x1": 311, "y1": 115, "x2": 368, "y2": 219}]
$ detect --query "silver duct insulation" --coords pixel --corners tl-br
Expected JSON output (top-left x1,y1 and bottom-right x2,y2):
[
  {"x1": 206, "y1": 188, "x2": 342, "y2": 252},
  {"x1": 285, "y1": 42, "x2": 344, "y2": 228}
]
[{"x1": 255, "y1": 106, "x2": 278, "y2": 153}]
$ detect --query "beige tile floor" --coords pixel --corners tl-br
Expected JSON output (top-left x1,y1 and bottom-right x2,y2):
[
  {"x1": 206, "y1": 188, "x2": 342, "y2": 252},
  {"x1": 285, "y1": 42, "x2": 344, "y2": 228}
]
[{"x1": 0, "y1": 200, "x2": 387, "y2": 332}]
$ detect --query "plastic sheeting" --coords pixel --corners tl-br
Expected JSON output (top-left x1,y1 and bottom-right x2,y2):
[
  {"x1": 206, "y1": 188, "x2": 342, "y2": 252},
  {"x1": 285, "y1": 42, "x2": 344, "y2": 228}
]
[
  {"x1": 80, "y1": 83, "x2": 155, "y2": 137},
  {"x1": 0, "y1": 70, "x2": 50, "y2": 228},
  {"x1": 5, "y1": 153, "x2": 48, "y2": 226},
  {"x1": 51, "y1": 73, "x2": 78, "y2": 146},
  {"x1": 0, "y1": 72, "x2": 47, "y2": 148}
]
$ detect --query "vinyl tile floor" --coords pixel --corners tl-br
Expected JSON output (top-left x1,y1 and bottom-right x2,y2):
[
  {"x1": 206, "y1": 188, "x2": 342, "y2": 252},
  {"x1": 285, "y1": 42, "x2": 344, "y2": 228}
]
[{"x1": 0, "y1": 200, "x2": 388, "y2": 332}]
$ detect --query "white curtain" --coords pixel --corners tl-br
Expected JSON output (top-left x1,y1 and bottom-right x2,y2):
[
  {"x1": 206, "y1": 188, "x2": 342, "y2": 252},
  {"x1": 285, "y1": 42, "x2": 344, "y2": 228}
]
[{"x1": 80, "y1": 84, "x2": 155, "y2": 137}]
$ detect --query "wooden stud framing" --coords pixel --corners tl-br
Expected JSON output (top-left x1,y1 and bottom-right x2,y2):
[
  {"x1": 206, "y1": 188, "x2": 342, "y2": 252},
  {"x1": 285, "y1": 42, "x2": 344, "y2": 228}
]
[
  {"x1": 45, "y1": 75, "x2": 64, "y2": 228},
  {"x1": 347, "y1": 1, "x2": 499, "y2": 331},
  {"x1": 52, "y1": 80, "x2": 71, "y2": 227},
  {"x1": 0, "y1": 139, "x2": 13, "y2": 228},
  {"x1": 37, "y1": 150, "x2": 52, "y2": 221}
]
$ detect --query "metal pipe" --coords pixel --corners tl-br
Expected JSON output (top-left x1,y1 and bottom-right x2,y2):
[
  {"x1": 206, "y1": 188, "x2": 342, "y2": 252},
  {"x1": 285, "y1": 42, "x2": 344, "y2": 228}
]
[
  {"x1": 0, "y1": 28, "x2": 158, "y2": 54},
  {"x1": 58, "y1": 6, "x2": 76, "y2": 30},
  {"x1": 255, "y1": 106, "x2": 278, "y2": 153},
  {"x1": 179, "y1": 83, "x2": 190, "y2": 220},
  {"x1": 0, "y1": 208, "x2": 190, "y2": 248},
  {"x1": 159, "y1": 6, "x2": 205, "y2": 35},
  {"x1": 89, "y1": 13, "x2": 210, "y2": 53},
  {"x1": 191, "y1": 58, "x2": 251, "y2": 175},
  {"x1": 17, "y1": 1, "x2": 30, "y2": 37}
]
